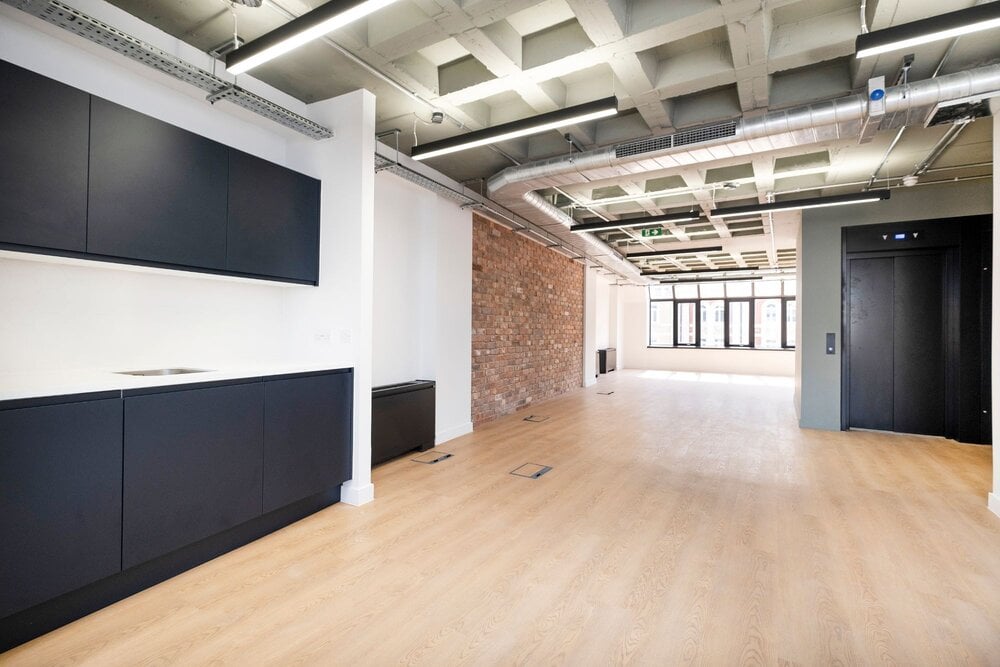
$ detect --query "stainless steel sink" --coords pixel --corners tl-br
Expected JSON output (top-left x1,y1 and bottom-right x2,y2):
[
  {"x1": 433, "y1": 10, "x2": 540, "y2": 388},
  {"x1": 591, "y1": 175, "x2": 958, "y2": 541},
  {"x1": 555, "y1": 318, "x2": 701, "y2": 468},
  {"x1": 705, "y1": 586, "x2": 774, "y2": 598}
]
[{"x1": 114, "y1": 368, "x2": 213, "y2": 376}]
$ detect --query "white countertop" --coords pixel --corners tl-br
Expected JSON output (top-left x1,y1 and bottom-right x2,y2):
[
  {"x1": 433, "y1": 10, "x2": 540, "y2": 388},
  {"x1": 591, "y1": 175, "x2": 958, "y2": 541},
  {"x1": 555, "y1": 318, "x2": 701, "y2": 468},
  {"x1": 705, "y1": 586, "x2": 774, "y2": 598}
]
[{"x1": 0, "y1": 362, "x2": 349, "y2": 402}]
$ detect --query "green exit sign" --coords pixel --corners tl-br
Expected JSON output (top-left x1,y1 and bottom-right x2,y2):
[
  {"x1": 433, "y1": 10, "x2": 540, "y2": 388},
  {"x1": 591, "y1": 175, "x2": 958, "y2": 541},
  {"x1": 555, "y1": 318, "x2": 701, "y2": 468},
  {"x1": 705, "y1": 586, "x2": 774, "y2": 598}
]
[{"x1": 640, "y1": 228, "x2": 664, "y2": 238}]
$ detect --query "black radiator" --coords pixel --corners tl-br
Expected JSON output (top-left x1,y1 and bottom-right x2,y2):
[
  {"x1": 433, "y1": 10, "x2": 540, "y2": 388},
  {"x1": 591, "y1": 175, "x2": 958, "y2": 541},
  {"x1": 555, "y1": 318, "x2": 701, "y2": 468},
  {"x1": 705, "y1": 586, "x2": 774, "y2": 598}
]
[{"x1": 371, "y1": 380, "x2": 435, "y2": 466}]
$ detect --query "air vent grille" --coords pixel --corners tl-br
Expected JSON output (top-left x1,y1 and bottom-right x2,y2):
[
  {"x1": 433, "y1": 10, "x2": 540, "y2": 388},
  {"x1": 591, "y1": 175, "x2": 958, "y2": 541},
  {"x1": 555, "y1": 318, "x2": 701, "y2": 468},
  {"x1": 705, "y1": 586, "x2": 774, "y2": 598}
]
[
  {"x1": 616, "y1": 134, "x2": 672, "y2": 159},
  {"x1": 673, "y1": 120, "x2": 737, "y2": 147},
  {"x1": 615, "y1": 120, "x2": 738, "y2": 159},
  {"x1": 3, "y1": 0, "x2": 333, "y2": 140}
]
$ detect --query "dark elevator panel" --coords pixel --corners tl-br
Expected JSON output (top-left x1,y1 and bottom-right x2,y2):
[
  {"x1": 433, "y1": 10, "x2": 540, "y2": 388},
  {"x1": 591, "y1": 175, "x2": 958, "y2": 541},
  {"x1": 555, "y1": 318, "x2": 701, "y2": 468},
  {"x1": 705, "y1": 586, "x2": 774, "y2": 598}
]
[
  {"x1": 892, "y1": 253, "x2": 945, "y2": 436},
  {"x1": 842, "y1": 216, "x2": 991, "y2": 444},
  {"x1": 847, "y1": 257, "x2": 894, "y2": 432}
]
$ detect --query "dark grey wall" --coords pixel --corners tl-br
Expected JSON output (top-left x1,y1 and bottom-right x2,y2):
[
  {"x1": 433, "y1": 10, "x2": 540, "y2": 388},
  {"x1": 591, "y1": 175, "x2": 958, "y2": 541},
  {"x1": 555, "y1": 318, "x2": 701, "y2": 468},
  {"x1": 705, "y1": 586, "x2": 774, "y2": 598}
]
[{"x1": 797, "y1": 179, "x2": 992, "y2": 430}]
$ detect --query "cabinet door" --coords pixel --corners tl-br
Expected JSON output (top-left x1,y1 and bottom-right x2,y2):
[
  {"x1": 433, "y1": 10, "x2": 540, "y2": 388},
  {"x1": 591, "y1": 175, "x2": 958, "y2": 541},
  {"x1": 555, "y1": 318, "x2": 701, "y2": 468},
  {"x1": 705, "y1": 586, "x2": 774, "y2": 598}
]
[
  {"x1": 263, "y1": 373, "x2": 352, "y2": 513},
  {"x1": 0, "y1": 60, "x2": 89, "y2": 252},
  {"x1": 88, "y1": 97, "x2": 228, "y2": 269},
  {"x1": 0, "y1": 398, "x2": 122, "y2": 618},
  {"x1": 227, "y1": 150, "x2": 320, "y2": 283},
  {"x1": 123, "y1": 383, "x2": 263, "y2": 569}
]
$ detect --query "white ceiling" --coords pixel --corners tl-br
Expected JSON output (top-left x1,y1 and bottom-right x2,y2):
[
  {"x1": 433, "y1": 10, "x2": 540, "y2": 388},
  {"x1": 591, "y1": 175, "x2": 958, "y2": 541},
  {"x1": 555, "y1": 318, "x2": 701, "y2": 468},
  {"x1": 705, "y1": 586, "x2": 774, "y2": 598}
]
[{"x1": 102, "y1": 0, "x2": 999, "y2": 278}]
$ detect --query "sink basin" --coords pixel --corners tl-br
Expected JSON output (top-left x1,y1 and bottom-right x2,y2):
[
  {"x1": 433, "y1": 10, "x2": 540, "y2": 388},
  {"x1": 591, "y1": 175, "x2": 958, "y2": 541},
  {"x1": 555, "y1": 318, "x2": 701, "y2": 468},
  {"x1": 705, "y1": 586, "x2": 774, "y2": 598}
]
[{"x1": 114, "y1": 368, "x2": 213, "y2": 377}]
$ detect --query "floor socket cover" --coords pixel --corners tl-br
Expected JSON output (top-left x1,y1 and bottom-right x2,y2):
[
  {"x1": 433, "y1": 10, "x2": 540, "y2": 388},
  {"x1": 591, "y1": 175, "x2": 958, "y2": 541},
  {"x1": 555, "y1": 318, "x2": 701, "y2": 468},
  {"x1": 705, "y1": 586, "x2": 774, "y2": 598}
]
[
  {"x1": 510, "y1": 463, "x2": 552, "y2": 479},
  {"x1": 523, "y1": 415, "x2": 550, "y2": 422},
  {"x1": 411, "y1": 451, "x2": 453, "y2": 464}
]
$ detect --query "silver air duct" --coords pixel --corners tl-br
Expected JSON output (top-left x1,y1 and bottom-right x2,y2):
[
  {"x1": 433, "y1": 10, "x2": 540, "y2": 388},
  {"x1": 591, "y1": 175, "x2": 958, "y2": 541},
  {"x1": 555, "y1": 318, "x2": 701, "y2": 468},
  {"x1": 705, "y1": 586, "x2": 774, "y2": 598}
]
[{"x1": 489, "y1": 64, "x2": 1000, "y2": 282}]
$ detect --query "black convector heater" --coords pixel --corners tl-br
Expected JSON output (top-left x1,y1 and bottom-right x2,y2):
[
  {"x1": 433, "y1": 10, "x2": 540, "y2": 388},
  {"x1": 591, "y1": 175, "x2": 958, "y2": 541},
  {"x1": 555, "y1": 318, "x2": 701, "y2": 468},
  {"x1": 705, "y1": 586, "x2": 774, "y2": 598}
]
[{"x1": 371, "y1": 380, "x2": 435, "y2": 466}]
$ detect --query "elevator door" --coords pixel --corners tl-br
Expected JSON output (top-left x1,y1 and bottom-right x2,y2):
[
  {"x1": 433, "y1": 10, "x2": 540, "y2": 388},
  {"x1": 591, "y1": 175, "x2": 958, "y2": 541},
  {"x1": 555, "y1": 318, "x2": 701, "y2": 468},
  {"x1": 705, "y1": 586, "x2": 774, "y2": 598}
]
[{"x1": 846, "y1": 252, "x2": 946, "y2": 436}]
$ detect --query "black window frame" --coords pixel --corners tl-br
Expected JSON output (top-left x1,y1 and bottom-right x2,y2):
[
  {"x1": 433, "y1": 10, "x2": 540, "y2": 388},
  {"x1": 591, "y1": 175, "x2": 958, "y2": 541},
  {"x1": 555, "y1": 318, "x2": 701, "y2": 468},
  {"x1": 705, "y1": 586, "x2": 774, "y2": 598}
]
[{"x1": 647, "y1": 281, "x2": 796, "y2": 351}]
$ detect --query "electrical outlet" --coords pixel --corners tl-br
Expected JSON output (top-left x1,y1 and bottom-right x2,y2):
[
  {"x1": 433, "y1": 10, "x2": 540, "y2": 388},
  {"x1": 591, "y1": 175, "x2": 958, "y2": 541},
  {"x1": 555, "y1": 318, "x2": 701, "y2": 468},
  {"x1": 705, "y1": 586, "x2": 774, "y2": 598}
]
[
  {"x1": 338, "y1": 329, "x2": 352, "y2": 344},
  {"x1": 315, "y1": 330, "x2": 331, "y2": 344}
]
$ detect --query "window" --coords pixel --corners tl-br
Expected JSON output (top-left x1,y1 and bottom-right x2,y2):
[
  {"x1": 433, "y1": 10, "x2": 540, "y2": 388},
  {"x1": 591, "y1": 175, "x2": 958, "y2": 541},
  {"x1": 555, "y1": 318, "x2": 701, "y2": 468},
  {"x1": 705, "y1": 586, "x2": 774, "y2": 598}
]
[
  {"x1": 647, "y1": 279, "x2": 796, "y2": 350},
  {"x1": 729, "y1": 301, "x2": 751, "y2": 347},
  {"x1": 700, "y1": 300, "x2": 725, "y2": 348},
  {"x1": 754, "y1": 298, "x2": 782, "y2": 349},
  {"x1": 785, "y1": 299, "x2": 797, "y2": 348},
  {"x1": 676, "y1": 301, "x2": 697, "y2": 346},
  {"x1": 650, "y1": 301, "x2": 674, "y2": 346}
]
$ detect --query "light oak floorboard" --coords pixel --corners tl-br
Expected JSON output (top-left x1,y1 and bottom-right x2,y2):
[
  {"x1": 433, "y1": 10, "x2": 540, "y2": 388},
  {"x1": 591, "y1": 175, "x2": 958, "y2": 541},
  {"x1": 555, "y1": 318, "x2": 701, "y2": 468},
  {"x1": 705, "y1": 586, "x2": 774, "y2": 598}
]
[{"x1": 3, "y1": 369, "x2": 999, "y2": 665}]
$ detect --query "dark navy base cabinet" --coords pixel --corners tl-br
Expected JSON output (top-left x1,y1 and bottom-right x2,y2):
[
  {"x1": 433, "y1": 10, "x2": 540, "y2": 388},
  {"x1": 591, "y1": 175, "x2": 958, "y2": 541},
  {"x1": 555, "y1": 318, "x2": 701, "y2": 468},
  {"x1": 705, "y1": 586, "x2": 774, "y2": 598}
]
[
  {"x1": 123, "y1": 383, "x2": 265, "y2": 569},
  {"x1": 264, "y1": 372, "x2": 353, "y2": 513},
  {"x1": 0, "y1": 368, "x2": 353, "y2": 652},
  {"x1": 0, "y1": 396, "x2": 123, "y2": 619}
]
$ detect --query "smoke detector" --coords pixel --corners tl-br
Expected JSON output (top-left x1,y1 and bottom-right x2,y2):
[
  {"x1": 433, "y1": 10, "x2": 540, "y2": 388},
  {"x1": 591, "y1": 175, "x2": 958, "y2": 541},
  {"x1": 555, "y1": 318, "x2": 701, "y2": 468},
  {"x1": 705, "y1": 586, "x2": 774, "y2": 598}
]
[{"x1": 902, "y1": 175, "x2": 919, "y2": 187}]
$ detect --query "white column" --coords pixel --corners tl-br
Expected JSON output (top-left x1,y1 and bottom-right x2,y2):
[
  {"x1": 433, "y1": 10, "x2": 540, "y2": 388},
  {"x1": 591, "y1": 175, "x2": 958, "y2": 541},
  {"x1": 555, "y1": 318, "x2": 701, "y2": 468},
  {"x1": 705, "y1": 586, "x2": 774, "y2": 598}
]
[
  {"x1": 991, "y1": 111, "x2": 1000, "y2": 519},
  {"x1": 289, "y1": 89, "x2": 377, "y2": 507},
  {"x1": 583, "y1": 266, "x2": 598, "y2": 386}
]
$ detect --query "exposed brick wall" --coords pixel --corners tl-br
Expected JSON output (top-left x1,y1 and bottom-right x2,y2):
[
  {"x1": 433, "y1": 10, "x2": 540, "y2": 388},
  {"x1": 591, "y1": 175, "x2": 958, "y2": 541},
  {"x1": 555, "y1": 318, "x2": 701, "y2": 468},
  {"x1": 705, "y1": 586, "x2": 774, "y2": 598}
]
[{"x1": 472, "y1": 214, "x2": 584, "y2": 426}]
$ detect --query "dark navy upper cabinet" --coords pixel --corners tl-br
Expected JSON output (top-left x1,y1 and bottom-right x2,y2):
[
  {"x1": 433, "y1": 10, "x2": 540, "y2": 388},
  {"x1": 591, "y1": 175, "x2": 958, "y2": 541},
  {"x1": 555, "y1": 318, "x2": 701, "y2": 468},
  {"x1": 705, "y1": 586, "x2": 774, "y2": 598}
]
[
  {"x1": 87, "y1": 97, "x2": 229, "y2": 270},
  {"x1": 263, "y1": 371, "x2": 353, "y2": 513},
  {"x1": 0, "y1": 60, "x2": 90, "y2": 252},
  {"x1": 0, "y1": 397, "x2": 123, "y2": 619},
  {"x1": 122, "y1": 383, "x2": 264, "y2": 569},
  {"x1": 228, "y1": 150, "x2": 321, "y2": 283}
]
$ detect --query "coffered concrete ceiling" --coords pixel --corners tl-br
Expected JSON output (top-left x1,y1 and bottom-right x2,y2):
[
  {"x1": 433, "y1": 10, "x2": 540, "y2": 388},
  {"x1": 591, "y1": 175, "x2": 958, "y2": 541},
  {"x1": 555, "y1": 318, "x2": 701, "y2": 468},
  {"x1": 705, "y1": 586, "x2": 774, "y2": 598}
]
[{"x1": 104, "y1": 0, "x2": 998, "y2": 276}]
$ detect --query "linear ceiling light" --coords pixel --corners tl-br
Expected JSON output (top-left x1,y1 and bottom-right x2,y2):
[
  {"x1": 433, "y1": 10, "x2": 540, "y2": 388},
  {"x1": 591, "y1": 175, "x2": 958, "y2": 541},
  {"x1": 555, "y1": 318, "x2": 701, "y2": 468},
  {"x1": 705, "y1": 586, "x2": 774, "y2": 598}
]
[
  {"x1": 855, "y1": 3, "x2": 1000, "y2": 59},
  {"x1": 640, "y1": 266, "x2": 760, "y2": 277},
  {"x1": 569, "y1": 211, "x2": 701, "y2": 234},
  {"x1": 710, "y1": 190, "x2": 890, "y2": 219},
  {"x1": 626, "y1": 245, "x2": 724, "y2": 259},
  {"x1": 226, "y1": 0, "x2": 401, "y2": 75},
  {"x1": 410, "y1": 97, "x2": 619, "y2": 161}
]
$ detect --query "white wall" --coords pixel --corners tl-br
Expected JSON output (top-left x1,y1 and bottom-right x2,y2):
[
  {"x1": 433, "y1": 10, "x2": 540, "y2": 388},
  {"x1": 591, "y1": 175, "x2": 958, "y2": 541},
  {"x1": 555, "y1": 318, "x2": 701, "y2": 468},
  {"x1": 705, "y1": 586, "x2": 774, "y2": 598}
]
[
  {"x1": 595, "y1": 275, "x2": 611, "y2": 349},
  {"x1": 372, "y1": 172, "x2": 473, "y2": 443},
  {"x1": 583, "y1": 267, "x2": 598, "y2": 385},
  {"x1": 991, "y1": 111, "x2": 999, "y2": 520},
  {"x1": 0, "y1": 3, "x2": 376, "y2": 503},
  {"x1": 619, "y1": 285, "x2": 795, "y2": 376}
]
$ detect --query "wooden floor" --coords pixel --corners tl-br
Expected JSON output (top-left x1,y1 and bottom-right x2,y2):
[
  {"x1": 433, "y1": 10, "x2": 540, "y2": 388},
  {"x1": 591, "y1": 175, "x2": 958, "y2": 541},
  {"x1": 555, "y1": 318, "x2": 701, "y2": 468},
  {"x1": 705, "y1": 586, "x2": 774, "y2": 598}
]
[{"x1": 4, "y1": 369, "x2": 1000, "y2": 665}]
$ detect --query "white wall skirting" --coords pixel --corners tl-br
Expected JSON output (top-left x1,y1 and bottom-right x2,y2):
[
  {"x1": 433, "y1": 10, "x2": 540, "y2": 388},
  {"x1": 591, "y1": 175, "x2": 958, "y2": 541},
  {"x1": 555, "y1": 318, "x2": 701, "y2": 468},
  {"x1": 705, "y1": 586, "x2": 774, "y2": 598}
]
[
  {"x1": 989, "y1": 493, "x2": 1000, "y2": 520},
  {"x1": 340, "y1": 480, "x2": 375, "y2": 506},
  {"x1": 436, "y1": 421, "x2": 473, "y2": 445}
]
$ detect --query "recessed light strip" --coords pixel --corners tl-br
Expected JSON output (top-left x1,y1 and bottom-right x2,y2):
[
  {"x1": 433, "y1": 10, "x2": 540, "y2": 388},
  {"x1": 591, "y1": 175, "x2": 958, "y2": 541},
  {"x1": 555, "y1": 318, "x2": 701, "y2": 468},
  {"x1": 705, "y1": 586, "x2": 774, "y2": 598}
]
[
  {"x1": 411, "y1": 97, "x2": 619, "y2": 161},
  {"x1": 640, "y1": 266, "x2": 760, "y2": 277},
  {"x1": 710, "y1": 190, "x2": 890, "y2": 219},
  {"x1": 226, "y1": 0, "x2": 402, "y2": 75},
  {"x1": 855, "y1": 4, "x2": 1000, "y2": 59},
  {"x1": 569, "y1": 211, "x2": 701, "y2": 234},
  {"x1": 627, "y1": 245, "x2": 724, "y2": 259}
]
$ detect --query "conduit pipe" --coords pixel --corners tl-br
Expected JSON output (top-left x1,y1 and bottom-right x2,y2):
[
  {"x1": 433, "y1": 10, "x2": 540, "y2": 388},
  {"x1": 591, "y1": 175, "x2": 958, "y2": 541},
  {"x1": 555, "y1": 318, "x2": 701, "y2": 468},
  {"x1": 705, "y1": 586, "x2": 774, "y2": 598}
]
[{"x1": 487, "y1": 64, "x2": 1000, "y2": 282}]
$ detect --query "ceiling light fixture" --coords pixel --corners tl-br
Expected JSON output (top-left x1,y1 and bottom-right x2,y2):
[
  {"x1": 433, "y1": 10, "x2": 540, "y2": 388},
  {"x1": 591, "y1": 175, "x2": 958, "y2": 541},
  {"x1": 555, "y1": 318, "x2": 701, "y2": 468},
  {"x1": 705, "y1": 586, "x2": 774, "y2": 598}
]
[
  {"x1": 410, "y1": 97, "x2": 619, "y2": 161},
  {"x1": 226, "y1": 0, "x2": 402, "y2": 75},
  {"x1": 626, "y1": 245, "x2": 724, "y2": 259},
  {"x1": 855, "y1": 3, "x2": 1000, "y2": 59},
  {"x1": 710, "y1": 190, "x2": 890, "y2": 219},
  {"x1": 569, "y1": 210, "x2": 700, "y2": 234},
  {"x1": 640, "y1": 266, "x2": 760, "y2": 277}
]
